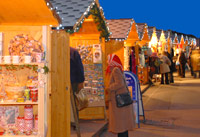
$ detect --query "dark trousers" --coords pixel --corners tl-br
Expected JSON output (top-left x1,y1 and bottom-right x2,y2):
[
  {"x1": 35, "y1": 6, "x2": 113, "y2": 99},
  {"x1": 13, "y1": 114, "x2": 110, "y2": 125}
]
[
  {"x1": 190, "y1": 65, "x2": 194, "y2": 76},
  {"x1": 161, "y1": 73, "x2": 169, "y2": 84},
  {"x1": 169, "y1": 71, "x2": 174, "y2": 83},
  {"x1": 180, "y1": 64, "x2": 185, "y2": 77},
  {"x1": 118, "y1": 130, "x2": 128, "y2": 137}
]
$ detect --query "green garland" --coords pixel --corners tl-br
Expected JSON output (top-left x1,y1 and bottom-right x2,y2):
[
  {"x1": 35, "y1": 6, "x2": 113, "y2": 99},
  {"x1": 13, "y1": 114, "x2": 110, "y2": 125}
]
[
  {"x1": 66, "y1": 3, "x2": 110, "y2": 40},
  {"x1": 0, "y1": 64, "x2": 49, "y2": 74},
  {"x1": 90, "y1": 4, "x2": 110, "y2": 39}
]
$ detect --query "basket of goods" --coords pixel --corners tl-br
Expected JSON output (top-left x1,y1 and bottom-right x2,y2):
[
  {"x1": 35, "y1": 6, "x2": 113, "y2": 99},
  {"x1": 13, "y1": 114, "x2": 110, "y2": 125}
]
[{"x1": 5, "y1": 83, "x2": 25, "y2": 101}]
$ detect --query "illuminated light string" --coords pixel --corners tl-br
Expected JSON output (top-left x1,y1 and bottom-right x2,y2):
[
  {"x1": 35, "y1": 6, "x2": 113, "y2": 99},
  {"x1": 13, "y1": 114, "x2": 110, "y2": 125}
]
[
  {"x1": 64, "y1": 1, "x2": 110, "y2": 40},
  {"x1": 46, "y1": 1, "x2": 197, "y2": 45}
]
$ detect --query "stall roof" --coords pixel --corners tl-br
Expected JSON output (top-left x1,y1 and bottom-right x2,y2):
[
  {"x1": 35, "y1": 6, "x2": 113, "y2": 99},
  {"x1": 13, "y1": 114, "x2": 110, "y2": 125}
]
[
  {"x1": 170, "y1": 32, "x2": 176, "y2": 42},
  {"x1": 156, "y1": 29, "x2": 162, "y2": 41},
  {"x1": 106, "y1": 19, "x2": 133, "y2": 39},
  {"x1": 50, "y1": 0, "x2": 98, "y2": 28},
  {"x1": 148, "y1": 26, "x2": 155, "y2": 39},
  {"x1": 164, "y1": 31, "x2": 170, "y2": 40},
  {"x1": 0, "y1": 0, "x2": 60, "y2": 26},
  {"x1": 136, "y1": 23, "x2": 145, "y2": 40}
]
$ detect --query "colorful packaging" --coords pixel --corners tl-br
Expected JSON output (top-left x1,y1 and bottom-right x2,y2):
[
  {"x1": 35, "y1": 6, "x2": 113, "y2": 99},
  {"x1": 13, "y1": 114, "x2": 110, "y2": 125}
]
[
  {"x1": 24, "y1": 105, "x2": 33, "y2": 120},
  {"x1": 16, "y1": 116, "x2": 25, "y2": 133},
  {"x1": 30, "y1": 88, "x2": 38, "y2": 102},
  {"x1": 24, "y1": 119, "x2": 33, "y2": 132}
]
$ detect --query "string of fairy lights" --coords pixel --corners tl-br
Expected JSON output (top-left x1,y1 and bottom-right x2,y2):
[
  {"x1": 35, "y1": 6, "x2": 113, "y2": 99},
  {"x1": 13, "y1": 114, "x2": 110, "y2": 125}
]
[
  {"x1": 45, "y1": 0, "x2": 197, "y2": 44},
  {"x1": 46, "y1": 0, "x2": 110, "y2": 40}
]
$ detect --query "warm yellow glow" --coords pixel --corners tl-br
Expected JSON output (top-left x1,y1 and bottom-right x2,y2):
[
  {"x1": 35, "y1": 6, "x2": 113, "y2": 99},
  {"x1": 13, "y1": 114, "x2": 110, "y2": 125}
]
[
  {"x1": 159, "y1": 31, "x2": 166, "y2": 46},
  {"x1": 149, "y1": 29, "x2": 158, "y2": 52},
  {"x1": 0, "y1": 0, "x2": 60, "y2": 25},
  {"x1": 159, "y1": 31, "x2": 167, "y2": 53}
]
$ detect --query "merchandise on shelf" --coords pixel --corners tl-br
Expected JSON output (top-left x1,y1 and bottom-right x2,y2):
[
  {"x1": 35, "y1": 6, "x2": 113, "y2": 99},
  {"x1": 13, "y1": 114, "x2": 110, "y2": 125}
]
[
  {"x1": 76, "y1": 44, "x2": 105, "y2": 106},
  {"x1": 5, "y1": 83, "x2": 25, "y2": 101},
  {"x1": 9, "y1": 34, "x2": 44, "y2": 62},
  {"x1": 0, "y1": 105, "x2": 38, "y2": 136}
]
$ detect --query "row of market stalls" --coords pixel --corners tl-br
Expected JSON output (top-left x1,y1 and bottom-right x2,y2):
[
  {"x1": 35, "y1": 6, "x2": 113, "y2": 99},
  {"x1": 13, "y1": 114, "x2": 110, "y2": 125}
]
[
  {"x1": 105, "y1": 18, "x2": 198, "y2": 85},
  {"x1": 0, "y1": 0, "x2": 199, "y2": 137}
]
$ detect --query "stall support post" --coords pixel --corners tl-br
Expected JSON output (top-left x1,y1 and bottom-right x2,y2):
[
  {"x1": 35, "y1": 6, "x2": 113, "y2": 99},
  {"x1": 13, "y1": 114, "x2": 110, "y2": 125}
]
[{"x1": 70, "y1": 88, "x2": 81, "y2": 137}]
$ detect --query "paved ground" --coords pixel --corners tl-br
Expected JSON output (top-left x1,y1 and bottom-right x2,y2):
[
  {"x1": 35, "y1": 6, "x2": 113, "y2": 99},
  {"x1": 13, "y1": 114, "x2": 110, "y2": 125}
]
[{"x1": 100, "y1": 72, "x2": 200, "y2": 137}]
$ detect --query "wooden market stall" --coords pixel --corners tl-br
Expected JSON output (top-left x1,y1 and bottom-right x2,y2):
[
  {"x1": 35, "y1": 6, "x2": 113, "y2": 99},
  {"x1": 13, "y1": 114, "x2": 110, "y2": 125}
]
[
  {"x1": 180, "y1": 35, "x2": 185, "y2": 50},
  {"x1": 164, "y1": 31, "x2": 172, "y2": 53},
  {"x1": 124, "y1": 20, "x2": 140, "y2": 69},
  {"x1": 173, "y1": 33, "x2": 179, "y2": 55},
  {"x1": 105, "y1": 19, "x2": 133, "y2": 71},
  {"x1": 137, "y1": 23, "x2": 150, "y2": 46},
  {"x1": 148, "y1": 27, "x2": 158, "y2": 53},
  {"x1": 105, "y1": 19, "x2": 140, "y2": 78},
  {"x1": 0, "y1": 1, "x2": 71, "y2": 137},
  {"x1": 148, "y1": 27, "x2": 161, "y2": 82},
  {"x1": 136, "y1": 23, "x2": 150, "y2": 84},
  {"x1": 50, "y1": 0, "x2": 110, "y2": 124},
  {"x1": 158, "y1": 30, "x2": 167, "y2": 53}
]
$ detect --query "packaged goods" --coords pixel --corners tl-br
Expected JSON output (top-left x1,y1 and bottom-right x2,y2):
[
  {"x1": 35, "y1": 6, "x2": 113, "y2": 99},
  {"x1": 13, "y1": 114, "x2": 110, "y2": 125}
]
[
  {"x1": 24, "y1": 105, "x2": 33, "y2": 120},
  {"x1": 16, "y1": 116, "x2": 24, "y2": 133}
]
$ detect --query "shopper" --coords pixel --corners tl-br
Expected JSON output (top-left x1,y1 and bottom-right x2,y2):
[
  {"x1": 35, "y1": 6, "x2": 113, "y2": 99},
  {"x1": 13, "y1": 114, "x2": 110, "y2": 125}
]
[
  {"x1": 106, "y1": 54, "x2": 135, "y2": 137},
  {"x1": 70, "y1": 47, "x2": 85, "y2": 93},
  {"x1": 189, "y1": 49, "x2": 194, "y2": 76},
  {"x1": 159, "y1": 52, "x2": 171, "y2": 84},
  {"x1": 167, "y1": 49, "x2": 175, "y2": 83},
  {"x1": 190, "y1": 49, "x2": 200, "y2": 78},
  {"x1": 70, "y1": 47, "x2": 85, "y2": 122},
  {"x1": 179, "y1": 50, "x2": 187, "y2": 78}
]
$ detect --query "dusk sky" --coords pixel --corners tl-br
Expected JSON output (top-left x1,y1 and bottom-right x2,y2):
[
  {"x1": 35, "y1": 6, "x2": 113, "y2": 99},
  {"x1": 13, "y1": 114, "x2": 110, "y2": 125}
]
[{"x1": 99, "y1": 0, "x2": 200, "y2": 38}]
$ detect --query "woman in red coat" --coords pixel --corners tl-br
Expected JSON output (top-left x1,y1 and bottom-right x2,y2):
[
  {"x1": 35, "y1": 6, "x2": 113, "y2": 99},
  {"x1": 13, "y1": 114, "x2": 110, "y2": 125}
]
[{"x1": 106, "y1": 54, "x2": 135, "y2": 137}]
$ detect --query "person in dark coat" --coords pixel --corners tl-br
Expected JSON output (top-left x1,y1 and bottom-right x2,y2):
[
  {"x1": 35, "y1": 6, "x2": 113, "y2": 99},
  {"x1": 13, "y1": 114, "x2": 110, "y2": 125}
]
[
  {"x1": 70, "y1": 47, "x2": 85, "y2": 122},
  {"x1": 179, "y1": 50, "x2": 187, "y2": 78},
  {"x1": 189, "y1": 49, "x2": 194, "y2": 76},
  {"x1": 70, "y1": 47, "x2": 85, "y2": 93},
  {"x1": 167, "y1": 49, "x2": 175, "y2": 83}
]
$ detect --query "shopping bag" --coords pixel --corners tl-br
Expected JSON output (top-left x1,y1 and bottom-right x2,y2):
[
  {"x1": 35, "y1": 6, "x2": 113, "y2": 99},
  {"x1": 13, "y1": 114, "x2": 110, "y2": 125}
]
[{"x1": 75, "y1": 89, "x2": 88, "y2": 111}]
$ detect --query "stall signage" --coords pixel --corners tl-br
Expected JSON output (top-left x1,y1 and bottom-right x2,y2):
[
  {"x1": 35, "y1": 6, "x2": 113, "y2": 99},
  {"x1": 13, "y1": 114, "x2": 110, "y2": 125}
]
[
  {"x1": 124, "y1": 71, "x2": 138, "y2": 101},
  {"x1": 93, "y1": 44, "x2": 102, "y2": 63},
  {"x1": 124, "y1": 71, "x2": 145, "y2": 128}
]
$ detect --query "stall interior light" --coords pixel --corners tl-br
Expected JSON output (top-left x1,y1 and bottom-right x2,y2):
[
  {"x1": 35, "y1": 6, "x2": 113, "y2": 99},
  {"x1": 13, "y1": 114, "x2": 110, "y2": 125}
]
[{"x1": 149, "y1": 35, "x2": 158, "y2": 48}]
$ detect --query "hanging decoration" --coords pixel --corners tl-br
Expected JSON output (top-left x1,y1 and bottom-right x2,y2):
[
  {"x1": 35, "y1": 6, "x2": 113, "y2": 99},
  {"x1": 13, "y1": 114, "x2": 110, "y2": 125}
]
[
  {"x1": 66, "y1": 2, "x2": 110, "y2": 40},
  {"x1": 1, "y1": 65, "x2": 49, "y2": 74}
]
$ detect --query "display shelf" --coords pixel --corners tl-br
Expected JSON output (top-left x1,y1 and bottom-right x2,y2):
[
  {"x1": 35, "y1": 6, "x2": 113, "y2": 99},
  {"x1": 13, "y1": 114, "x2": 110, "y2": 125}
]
[
  {"x1": 0, "y1": 63, "x2": 45, "y2": 66},
  {"x1": 1, "y1": 135, "x2": 38, "y2": 137},
  {"x1": 0, "y1": 100, "x2": 38, "y2": 105}
]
